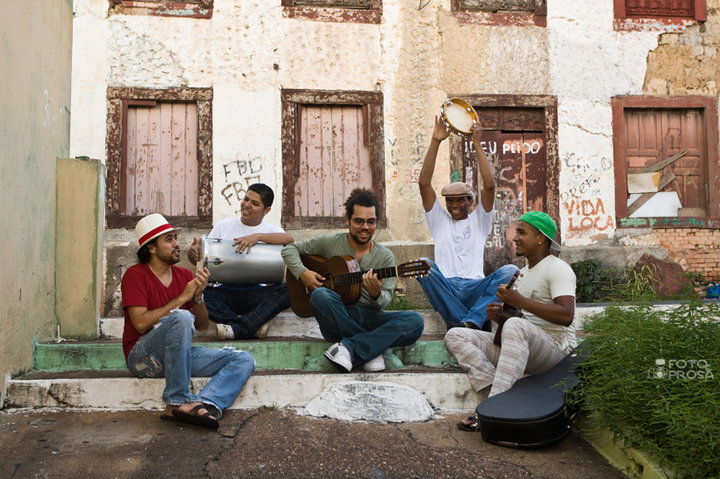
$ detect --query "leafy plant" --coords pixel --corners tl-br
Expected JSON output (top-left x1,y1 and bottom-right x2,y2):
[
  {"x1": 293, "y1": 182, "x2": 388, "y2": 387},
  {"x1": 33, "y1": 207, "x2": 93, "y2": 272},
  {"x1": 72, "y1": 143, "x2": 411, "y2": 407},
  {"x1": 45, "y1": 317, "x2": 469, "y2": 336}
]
[
  {"x1": 606, "y1": 264, "x2": 660, "y2": 302},
  {"x1": 388, "y1": 293, "x2": 429, "y2": 311},
  {"x1": 570, "y1": 301, "x2": 720, "y2": 478},
  {"x1": 571, "y1": 259, "x2": 616, "y2": 303}
]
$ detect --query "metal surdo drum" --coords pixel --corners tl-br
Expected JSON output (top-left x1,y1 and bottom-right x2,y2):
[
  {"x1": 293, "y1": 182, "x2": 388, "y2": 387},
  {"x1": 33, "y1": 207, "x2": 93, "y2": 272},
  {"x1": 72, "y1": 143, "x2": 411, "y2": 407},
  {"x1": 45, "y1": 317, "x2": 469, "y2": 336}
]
[{"x1": 200, "y1": 237, "x2": 285, "y2": 284}]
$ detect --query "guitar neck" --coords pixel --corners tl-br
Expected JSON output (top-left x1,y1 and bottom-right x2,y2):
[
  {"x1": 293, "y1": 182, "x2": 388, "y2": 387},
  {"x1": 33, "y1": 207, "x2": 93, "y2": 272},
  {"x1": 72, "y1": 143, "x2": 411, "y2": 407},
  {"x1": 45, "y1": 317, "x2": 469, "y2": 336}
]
[{"x1": 334, "y1": 266, "x2": 397, "y2": 288}]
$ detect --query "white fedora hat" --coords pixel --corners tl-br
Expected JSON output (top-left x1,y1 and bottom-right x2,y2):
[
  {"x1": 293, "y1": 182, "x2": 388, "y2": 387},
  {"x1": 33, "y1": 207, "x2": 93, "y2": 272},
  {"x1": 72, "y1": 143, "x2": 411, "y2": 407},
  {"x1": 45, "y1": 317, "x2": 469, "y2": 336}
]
[{"x1": 135, "y1": 213, "x2": 181, "y2": 249}]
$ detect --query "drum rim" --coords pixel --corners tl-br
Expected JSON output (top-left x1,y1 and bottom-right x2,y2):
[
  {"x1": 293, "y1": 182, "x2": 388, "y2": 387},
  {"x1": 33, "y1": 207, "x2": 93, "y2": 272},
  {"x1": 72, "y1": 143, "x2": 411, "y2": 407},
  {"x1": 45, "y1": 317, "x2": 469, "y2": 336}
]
[{"x1": 440, "y1": 97, "x2": 479, "y2": 136}]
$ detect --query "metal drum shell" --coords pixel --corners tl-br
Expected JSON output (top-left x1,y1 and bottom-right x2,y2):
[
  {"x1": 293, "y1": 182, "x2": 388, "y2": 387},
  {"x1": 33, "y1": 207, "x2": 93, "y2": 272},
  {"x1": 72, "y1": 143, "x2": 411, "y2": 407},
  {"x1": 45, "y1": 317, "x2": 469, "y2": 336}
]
[{"x1": 200, "y1": 237, "x2": 285, "y2": 284}]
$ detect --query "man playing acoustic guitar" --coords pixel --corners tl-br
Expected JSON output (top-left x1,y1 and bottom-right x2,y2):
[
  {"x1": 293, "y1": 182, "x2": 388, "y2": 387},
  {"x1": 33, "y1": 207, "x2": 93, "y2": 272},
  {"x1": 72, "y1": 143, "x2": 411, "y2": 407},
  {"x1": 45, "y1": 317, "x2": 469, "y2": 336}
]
[{"x1": 281, "y1": 189, "x2": 424, "y2": 373}]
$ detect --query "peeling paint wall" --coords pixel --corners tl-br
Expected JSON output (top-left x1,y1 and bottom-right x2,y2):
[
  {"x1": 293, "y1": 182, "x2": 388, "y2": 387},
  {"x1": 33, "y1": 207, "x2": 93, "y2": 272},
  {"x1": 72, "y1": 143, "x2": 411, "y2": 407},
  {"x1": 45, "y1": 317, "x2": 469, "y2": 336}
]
[
  {"x1": 69, "y1": 0, "x2": 720, "y2": 319},
  {"x1": 1, "y1": 0, "x2": 73, "y2": 392}
]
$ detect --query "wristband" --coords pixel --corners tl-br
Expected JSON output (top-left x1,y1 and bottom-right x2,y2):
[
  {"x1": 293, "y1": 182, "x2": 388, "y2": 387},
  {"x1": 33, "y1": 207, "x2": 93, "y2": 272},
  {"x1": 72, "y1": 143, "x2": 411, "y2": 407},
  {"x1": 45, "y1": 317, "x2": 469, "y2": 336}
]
[{"x1": 193, "y1": 293, "x2": 204, "y2": 305}]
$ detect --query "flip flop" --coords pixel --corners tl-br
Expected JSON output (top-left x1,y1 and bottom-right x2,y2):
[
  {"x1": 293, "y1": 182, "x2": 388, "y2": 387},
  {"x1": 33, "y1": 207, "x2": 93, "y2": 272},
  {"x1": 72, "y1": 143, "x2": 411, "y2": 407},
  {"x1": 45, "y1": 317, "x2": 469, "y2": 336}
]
[
  {"x1": 456, "y1": 415, "x2": 479, "y2": 432},
  {"x1": 172, "y1": 404, "x2": 219, "y2": 430},
  {"x1": 160, "y1": 414, "x2": 180, "y2": 422}
]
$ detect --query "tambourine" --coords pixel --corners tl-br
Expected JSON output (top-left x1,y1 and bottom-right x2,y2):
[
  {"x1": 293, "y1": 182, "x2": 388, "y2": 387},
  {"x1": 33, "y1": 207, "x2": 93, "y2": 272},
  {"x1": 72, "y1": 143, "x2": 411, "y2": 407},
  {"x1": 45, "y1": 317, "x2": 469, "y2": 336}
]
[{"x1": 440, "y1": 98, "x2": 479, "y2": 137}]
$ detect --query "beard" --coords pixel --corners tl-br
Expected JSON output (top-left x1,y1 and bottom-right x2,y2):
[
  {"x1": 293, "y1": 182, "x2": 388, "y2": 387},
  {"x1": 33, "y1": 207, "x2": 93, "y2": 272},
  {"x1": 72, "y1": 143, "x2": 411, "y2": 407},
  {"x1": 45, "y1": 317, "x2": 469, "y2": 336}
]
[
  {"x1": 349, "y1": 230, "x2": 372, "y2": 245},
  {"x1": 157, "y1": 248, "x2": 181, "y2": 265}
]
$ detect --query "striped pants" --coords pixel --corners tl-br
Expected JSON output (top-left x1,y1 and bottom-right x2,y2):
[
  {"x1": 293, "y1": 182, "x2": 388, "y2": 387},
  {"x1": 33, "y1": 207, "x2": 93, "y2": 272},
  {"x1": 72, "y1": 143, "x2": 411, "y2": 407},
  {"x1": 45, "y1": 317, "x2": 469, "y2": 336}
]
[{"x1": 444, "y1": 317, "x2": 567, "y2": 397}]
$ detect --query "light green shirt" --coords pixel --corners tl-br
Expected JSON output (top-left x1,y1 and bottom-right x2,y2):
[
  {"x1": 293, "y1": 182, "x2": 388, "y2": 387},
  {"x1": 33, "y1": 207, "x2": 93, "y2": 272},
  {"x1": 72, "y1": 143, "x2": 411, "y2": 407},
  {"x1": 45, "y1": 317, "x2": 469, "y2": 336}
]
[{"x1": 281, "y1": 233, "x2": 395, "y2": 310}]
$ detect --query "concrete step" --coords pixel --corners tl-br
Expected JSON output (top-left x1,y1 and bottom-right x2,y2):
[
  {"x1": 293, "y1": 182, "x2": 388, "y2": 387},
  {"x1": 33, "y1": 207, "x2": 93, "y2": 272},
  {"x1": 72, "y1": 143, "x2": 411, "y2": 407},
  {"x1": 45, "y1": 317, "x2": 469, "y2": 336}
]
[
  {"x1": 29, "y1": 338, "x2": 453, "y2": 372},
  {"x1": 5, "y1": 369, "x2": 485, "y2": 414},
  {"x1": 6, "y1": 307, "x2": 600, "y2": 413},
  {"x1": 97, "y1": 310, "x2": 450, "y2": 339}
]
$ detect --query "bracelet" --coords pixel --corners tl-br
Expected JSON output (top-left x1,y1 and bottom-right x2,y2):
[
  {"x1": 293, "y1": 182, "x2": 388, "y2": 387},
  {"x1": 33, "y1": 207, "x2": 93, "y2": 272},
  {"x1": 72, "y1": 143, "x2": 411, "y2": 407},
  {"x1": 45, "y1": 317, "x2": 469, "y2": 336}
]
[{"x1": 193, "y1": 293, "x2": 204, "y2": 305}]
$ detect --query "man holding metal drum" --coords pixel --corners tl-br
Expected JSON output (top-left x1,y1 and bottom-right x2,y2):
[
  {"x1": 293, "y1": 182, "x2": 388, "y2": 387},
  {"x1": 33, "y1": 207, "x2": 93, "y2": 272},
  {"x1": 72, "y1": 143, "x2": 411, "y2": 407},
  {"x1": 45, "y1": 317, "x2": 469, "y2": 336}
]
[
  {"x1": 417, "y1": 116, "x2": 518, "y2": 331},
  {"x1": 188, "y1": 183, "x2": 293, "y2": 340}
]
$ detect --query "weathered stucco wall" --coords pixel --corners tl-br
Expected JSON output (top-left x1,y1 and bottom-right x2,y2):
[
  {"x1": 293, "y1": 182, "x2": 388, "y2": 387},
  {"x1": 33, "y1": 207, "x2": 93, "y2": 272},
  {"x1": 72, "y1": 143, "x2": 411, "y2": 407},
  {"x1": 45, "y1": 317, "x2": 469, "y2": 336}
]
[
  {"x1": 1, "y1": 0, "x2": 73, "y2": 396},
  {"x1": 69, "y1": 0, "x2": 720, "y2": 319}
]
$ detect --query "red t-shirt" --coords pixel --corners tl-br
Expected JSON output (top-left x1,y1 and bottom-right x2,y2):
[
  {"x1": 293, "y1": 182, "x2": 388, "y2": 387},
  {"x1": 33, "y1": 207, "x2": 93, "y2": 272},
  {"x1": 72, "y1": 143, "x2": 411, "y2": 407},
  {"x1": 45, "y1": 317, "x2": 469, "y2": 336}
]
[{"x1": 121, "y1": 263, "x2": 195, "y2": 362}]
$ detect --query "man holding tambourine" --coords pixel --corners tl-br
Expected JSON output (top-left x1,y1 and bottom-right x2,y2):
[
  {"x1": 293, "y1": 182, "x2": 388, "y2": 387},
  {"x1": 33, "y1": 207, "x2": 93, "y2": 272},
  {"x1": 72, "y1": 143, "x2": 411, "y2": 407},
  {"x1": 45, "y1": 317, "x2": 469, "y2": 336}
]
[{"x1": 416, "y1": 103, "x2": 519, "y2": 331}]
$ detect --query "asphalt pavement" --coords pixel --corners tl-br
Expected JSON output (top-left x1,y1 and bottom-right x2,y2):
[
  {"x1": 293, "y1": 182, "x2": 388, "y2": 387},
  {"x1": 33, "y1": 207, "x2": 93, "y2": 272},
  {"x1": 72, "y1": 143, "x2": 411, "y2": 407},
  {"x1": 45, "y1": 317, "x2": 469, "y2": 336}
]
[{"x1": 0, "y1": 408, "x2": 627, "y2": 479}]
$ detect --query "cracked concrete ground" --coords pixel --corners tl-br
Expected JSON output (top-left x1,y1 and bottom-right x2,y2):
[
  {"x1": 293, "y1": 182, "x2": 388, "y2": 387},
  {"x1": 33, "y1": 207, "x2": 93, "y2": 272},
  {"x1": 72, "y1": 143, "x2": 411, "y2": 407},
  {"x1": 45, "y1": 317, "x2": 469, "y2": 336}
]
[{"x1": 0, "y1": 408, "x2": 626, "y2": 478}]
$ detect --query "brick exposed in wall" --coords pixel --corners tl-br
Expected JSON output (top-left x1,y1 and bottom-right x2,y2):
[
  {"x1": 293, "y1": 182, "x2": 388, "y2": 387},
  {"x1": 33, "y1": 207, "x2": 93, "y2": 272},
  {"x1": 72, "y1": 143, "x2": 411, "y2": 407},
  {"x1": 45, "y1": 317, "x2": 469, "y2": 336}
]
[{"x1": 654, "y1": 228, "x2": 720, "y2": 281}]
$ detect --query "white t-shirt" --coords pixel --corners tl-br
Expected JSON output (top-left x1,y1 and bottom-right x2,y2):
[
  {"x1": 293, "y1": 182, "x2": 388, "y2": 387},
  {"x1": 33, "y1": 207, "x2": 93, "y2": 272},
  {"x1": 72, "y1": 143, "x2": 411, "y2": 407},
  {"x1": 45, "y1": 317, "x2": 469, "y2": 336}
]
[
  {"x1": 424, "y1": 199, "x2": 493, "y2": 279},
  {"x1": 516, "y1": 255, "x2": 577, "y2": 352},
  {"x1": 209, "y1": 217, "x2": 286, "y2": 241}
]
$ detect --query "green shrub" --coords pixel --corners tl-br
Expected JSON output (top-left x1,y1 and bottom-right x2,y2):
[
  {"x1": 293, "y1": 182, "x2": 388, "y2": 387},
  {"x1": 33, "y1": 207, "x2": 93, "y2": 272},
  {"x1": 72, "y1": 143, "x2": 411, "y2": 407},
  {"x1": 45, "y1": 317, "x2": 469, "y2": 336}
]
[
  {"x1": 605, "y1": 264, "x2": 660, "y2": 303},
  {"x1": 570, "y1": 301, "x2": 720, "y2": 478},
  {"x1": 388, "y1": 294, "x2": 429, "y2": 311},
  {"x1": 571, "y1": 259, "x2": 616, "y2": 303}
]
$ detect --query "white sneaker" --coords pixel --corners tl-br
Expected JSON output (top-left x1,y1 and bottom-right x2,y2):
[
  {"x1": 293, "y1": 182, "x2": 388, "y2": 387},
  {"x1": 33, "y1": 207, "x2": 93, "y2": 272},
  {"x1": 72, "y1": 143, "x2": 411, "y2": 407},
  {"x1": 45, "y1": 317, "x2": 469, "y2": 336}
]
[
  {"x1": 324, "y1": 342, "x2": 352, "y2": 372},
  {"x1": 254, "y1": 322, "x2": 270, "y2": 339},
  {"x1": 363, "y1": 355, "x2": 385, "y2": 372},
  {"x1": 216, "y1": 323, "x2": 235, "y2": 340}
]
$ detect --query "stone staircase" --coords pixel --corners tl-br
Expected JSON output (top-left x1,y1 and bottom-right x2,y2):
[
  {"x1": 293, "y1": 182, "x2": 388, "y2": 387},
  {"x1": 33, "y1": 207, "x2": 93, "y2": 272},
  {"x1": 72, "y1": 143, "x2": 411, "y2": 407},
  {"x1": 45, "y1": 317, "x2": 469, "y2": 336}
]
[{"x1": 5, "y1": 308, "x2": 600, "y2": 414}]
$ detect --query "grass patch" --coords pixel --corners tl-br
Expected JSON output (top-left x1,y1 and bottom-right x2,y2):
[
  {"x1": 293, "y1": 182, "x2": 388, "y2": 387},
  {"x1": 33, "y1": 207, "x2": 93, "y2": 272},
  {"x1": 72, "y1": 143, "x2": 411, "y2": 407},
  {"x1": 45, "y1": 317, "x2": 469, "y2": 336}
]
[
  {"x1": 570, "y1": 301, "x2": 720, "y2": 478},
  {"x1": 388, "y1": 294, "x2": 430, "y2": 311}
]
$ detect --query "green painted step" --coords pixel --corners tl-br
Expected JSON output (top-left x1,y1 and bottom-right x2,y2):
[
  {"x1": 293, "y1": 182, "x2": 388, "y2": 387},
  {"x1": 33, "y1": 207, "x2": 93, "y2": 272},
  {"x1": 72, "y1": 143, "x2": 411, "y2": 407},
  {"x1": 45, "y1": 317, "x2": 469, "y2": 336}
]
[{"x1": 31, "y1": 339, "x2": 458, "y2": 373}]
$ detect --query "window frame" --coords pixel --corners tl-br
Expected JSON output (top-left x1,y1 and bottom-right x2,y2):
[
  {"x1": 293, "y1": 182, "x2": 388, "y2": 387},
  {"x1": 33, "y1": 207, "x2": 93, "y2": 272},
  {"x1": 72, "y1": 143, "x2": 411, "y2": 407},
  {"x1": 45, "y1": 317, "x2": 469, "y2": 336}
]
[
  {"x1": 451, "y1": 0, "x2": 547, "y2": 27},
  {"x1": 612, "y1": 95, "x2": 720, "y2": 229},
  {"x1": 280, "y1": 89, "x2": 386, "y2": 229},
  {"x1": 106, "y1": 86, "x2": 213, "y2": 229},
  {"x1": 108, "y1": 0, "x2": 213, "y2": 19},
  {"x1": 448, "y1": 94, "x2": 560, "y2": 224},
  {"x1": 614, "y1": 0, "x2": 706, "y2": 31},
  {"x1": 281, "y1": 0, "x2": 382, "y2": 24}
]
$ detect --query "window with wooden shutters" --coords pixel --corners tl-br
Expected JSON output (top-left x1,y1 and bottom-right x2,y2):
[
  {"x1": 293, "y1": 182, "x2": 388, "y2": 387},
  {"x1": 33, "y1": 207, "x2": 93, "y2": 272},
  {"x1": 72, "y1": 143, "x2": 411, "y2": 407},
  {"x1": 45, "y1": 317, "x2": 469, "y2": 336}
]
[
  {"x1": 281, "y1": 0, "x2": 381, "y2": 23},
  {"x1": 451, "y1": 0, "x2": 546, "y2": 26},
  {"x1": 455, "y1": 0, "x2": 540, "y2": 13},
  {"x1": 281, "y1": 90, "x2": 385, "y2": 229},
  {"x1": 123, "y1": 102, "x2": 199, "y2": 218},
  {"x1": 612, "y1": 96, "x2": 720, "y2": 225},
  {"x1": 108, "y1": 0, "x2": 213, "y2": 18},
  {"x1": 614, "y1": 0, "x2": 706, "y2": 20},
  {"x1": 106, "y1": 87, "x2": 213, "y2": 228},
  {"x1": 285, "y1": 0, "x2": 371, "y2": 7}
]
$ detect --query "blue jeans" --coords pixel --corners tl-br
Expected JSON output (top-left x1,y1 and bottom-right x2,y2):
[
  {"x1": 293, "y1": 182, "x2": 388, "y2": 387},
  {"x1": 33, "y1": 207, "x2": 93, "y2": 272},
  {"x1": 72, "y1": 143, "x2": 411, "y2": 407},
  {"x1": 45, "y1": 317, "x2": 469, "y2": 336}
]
[
  {"x1": 417, "y1": 260, "x2": 519, "y2": 330},
  {"x1": 309, "y1": 287, "x2": 424, "y2": 367},
  {"x1": 204, "y1": 282, "x2": 289, "y2": 339},
  {"x1": 127, "y1": 309, "x2": 256, "y2": 417}
]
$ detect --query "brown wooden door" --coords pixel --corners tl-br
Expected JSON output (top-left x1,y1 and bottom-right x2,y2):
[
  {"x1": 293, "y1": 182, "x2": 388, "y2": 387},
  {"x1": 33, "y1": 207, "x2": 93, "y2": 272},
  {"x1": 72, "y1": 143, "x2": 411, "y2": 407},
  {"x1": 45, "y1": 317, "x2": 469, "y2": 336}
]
[
  {"x1": 294, "y1": 104, "x2": 372, "y2": 218},
  {"x1": 459, "y1": 107, "x2": 547, "y2": 271},
  {"x1": 625, "y1": 108, "x2": 706, "y2": 214},
  {"x1": 124, "y1": 102, "x2": 199, "y2": 216}
]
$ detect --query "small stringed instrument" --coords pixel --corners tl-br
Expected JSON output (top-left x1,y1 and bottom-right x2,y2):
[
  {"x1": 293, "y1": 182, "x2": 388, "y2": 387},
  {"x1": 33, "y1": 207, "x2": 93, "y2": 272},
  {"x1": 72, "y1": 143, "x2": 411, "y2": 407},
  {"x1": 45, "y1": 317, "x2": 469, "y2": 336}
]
[
  {"x1": 286, "y1": 255, "x2": 431, "y2": 318},
  {"x1": 493, "y1": 270, "x2": 522, "y2": 347}
]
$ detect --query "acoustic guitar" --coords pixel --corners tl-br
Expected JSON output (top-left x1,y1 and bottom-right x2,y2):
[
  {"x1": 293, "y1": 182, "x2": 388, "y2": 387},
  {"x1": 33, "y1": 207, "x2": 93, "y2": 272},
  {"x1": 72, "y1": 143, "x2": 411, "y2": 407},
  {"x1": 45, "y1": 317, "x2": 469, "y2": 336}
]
[
  {"x1": 493, "y1": 270, "x2": 523, "y2": 347},
  {"x1": 286, "y1": 255, "x2": 430, "y2": 318}
]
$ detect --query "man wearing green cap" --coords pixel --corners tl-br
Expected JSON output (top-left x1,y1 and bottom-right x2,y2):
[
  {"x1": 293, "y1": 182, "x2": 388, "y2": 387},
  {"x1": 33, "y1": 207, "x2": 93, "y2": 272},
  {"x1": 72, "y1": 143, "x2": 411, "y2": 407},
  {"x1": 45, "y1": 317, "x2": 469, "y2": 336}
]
[
  {"x1": 445, "y1": 211, "x2": 576, "y2": 430},
  {"x1": 417, "y1": 117, "x2": 518, "y2": 330}
]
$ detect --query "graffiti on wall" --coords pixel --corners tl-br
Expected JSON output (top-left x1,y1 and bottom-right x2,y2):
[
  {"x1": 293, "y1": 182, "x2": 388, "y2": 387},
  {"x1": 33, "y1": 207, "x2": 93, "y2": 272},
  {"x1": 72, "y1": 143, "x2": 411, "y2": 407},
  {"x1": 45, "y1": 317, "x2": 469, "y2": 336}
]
[
  {"x1": 220, "y1": 155, "x2": 264, "y2": 214},
  {"x1": 387, "y1": 133, "x2": 428, "y2": 225},
  {"x1": 560, "y1": 152, "x2": 614, "y2": 238}
]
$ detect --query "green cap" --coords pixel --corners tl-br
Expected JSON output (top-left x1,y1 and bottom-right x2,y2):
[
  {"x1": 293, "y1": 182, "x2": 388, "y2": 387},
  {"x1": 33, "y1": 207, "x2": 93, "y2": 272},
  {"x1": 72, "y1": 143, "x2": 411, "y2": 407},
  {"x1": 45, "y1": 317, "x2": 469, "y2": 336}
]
[{"x1": 518, "y1": 211, "x2": 561, "y2": 251}]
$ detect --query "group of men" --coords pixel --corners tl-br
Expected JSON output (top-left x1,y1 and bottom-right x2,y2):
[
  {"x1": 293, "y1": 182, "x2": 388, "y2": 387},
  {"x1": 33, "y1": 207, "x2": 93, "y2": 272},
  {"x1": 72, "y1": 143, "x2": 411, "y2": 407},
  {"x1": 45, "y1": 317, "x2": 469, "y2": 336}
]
[{"x1": 121, "y1": 118, "x2": 576, "y2": 430}]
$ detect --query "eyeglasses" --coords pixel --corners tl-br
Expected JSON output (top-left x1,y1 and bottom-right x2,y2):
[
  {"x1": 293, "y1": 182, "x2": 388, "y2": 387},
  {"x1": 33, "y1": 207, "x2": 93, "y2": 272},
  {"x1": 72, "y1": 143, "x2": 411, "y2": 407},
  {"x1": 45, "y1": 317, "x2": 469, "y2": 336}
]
[{"x1": 351, "y1": 218, "x2": 377, "y2": 226}]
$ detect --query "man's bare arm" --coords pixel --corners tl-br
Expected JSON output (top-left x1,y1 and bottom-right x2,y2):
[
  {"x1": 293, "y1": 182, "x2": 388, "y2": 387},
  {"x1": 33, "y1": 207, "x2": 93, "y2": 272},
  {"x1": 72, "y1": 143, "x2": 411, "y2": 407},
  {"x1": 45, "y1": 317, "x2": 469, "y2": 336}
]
[
  {"x1": 419, "y1": 117, "x2": 451, "y2": 212},
  {"x1": 471, "y1": 125, "x2": 496, "y2": 213}
]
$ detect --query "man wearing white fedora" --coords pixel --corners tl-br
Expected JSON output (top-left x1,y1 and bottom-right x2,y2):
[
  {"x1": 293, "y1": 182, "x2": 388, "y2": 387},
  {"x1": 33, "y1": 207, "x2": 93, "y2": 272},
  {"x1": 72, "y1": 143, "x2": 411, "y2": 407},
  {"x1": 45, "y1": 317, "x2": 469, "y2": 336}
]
[
  {"x1": 416, "y1": 117, "x2": 518, "y2": 331},
  {"x1": 121, "y1": 213, "x2": 255, "y2": 429}
]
